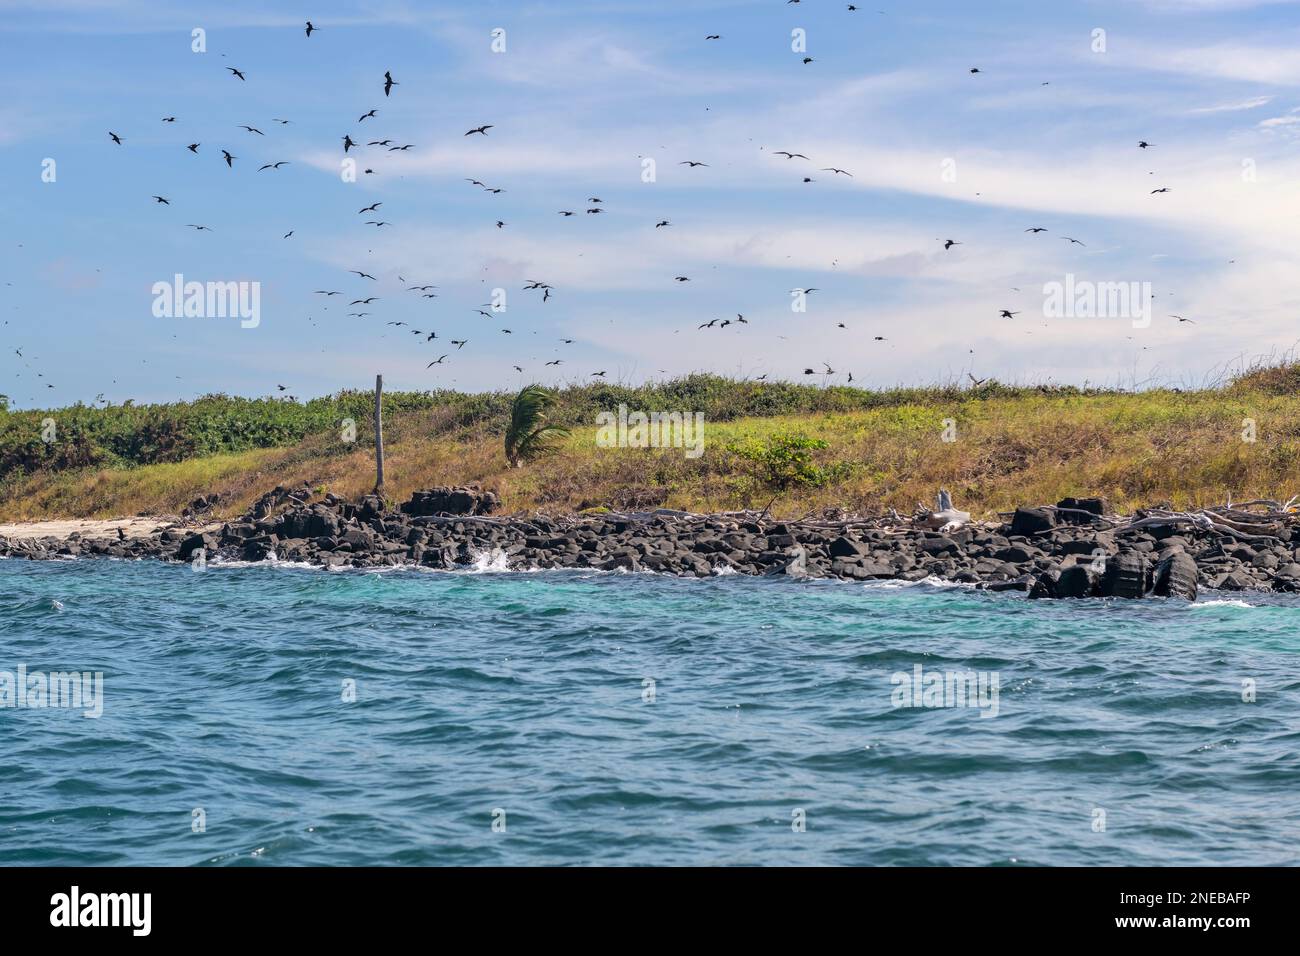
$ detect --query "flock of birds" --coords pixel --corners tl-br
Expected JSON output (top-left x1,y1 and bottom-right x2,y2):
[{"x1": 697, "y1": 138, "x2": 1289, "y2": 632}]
[{"x1": 6, "y1": 9, "x2": 1209, "y2": 403}]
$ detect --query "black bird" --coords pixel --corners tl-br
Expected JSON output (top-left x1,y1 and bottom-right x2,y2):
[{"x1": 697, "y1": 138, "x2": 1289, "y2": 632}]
[
  {"x1": 109, "y1": 131, "x2": 123, "y2": 144},
  {"x1": 187, "y1": 143, "x2": 199, "y2": 152},
  {"x1": 161, "y1": 116, "x2": 176, "y2": 123},
  {"x1": 942, "y1": 239, "x2": 961, "y2": 250},
  {"x1": 350, "y1": 270, "x2": 378, "y2": 280},
  {"x1": 283, "y1": 230, "x2": 294, "y2": 239},
  {"x1": 1026, "y1": 227, "x2": 1047, "y2": 233},
  {"x1": 466, "y1": 125, "x2": 494, "y2": 136},
  {"x1": 1151, "y1": 186, "x2": 1171, "y2": 194},
  {"x1": 559, "y1": 210, "x2": 575, "y2": 216},
  {"x1": 427, "y1": 355, "x2": 448, "y2": 367},
  {"x1": 821, "y1": 167, "x2": 852, "y2": 176},
  {"x1": 999, "y1": 310, "x2": 1019, "y2": 319},
  {"x1": 655, "y1": 220, "x2": 671, "y2": 228},
  {"x1": 305, "y1": 20, "x2": 316, "y2": 37},
  {"x1": 358, "y1": 203, "x2": 382, "y2": 213},
  {"x1": 1138, "y1": 141, "x2": 1152, "y2": 149},
  {"x1": 314, "y1": 290, "x2": 342, "y2": 296},
  {"x1": 227, "y1": 67, "x2": 246, "y2": 80},
  {"x1": 1062, "y1": 236, "x2": 1085, "y2": 245},
  {"x1": 343, "y1": 134, "x2": 357, "y2": 152},
  {"x1": 350, "y1": 297, "x2": 379, "y2": 305},
  {"x1": 221, "y1": 150, "x2": 235, "y2": 167},
  {"x1": 451, "y1": 340, "x2": 467, "y2": 349},
  {"x1": 773, "y1": 151, "x2": 808, "y2": 160},
  {"x1": 591, "y1": 371, "x2": 607, "y2": 377},
  {"x1": 258, "y1": 161, "x2": 290, "y2": 170},
  {"x1": 699, "y1": 319, "x2": 718, "y2": 329},
  {"x1": 368, "y1": 139, "x2": 393, "y2": 147},
  {"x1": 674, "y1": 276, "x2": 690, "y2": 282},
  {"x1": 383, "y1": 71, "x2": 398, "y2": 96},
  {"x1": 546, "y1": 359, "x2": 562, "y2": 366},
  {"x1": 240, "y1": 125, "x2": 264, "y2": 135},
  {"x1": 680, "y1": 160, "x2": 709, "y2": 167},
  {"x1": 358, "y1": 109, "x2": 378, "y2": 122},
  {"x1": 151, "y1": 195, "x2": 170, "y2": 204}
]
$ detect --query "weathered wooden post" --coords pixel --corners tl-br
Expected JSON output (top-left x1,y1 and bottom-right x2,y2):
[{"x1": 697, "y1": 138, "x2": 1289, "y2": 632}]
[{"x1": 373, "y1": 374, "x2": 385, "y2": 495}]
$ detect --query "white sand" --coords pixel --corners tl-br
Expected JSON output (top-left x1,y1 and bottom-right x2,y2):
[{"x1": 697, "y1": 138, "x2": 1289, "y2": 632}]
[{"x1": 0, "y1": 517, "x2": 217, "y2": 541}]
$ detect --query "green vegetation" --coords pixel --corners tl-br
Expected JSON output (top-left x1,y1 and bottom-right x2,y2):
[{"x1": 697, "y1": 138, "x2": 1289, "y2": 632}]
[
  {"x1": 504, "y1": 385, "x2": 569, "y2": 468},
  {"x1": 2, "y1": 365, "x2": 1298, "y2": 522}
]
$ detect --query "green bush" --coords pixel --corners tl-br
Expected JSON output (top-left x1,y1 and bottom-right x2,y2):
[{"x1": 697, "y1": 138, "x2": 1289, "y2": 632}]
[{"x1": 728, "y1": 431, "x2": 852, "y2": 490}]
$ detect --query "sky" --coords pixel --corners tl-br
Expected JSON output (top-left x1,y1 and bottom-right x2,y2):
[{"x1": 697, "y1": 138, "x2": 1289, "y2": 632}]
[{"x1": 3, "y1": 0, "x2": 1300, "y2": 406}]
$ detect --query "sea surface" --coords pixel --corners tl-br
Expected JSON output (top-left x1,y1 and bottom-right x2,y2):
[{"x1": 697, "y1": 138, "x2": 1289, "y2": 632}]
[{"x1": 1, "y1": 555, "x2": 1297, "y2": 866}]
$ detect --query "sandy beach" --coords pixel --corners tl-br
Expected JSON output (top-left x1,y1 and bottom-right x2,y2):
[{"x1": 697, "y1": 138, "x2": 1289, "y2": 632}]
[{"x1": 0, "y1": 517, "x2": 206, "y2": 542}]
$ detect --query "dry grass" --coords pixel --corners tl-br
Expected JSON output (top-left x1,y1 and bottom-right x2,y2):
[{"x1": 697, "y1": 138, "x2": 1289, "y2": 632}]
[{"x1": 2, "y1": 383, "x2": 1297, "y2": 522}]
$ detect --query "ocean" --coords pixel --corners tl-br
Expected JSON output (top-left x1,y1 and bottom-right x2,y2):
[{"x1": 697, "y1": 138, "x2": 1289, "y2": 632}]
[{"x1": 1, "y1": 556, "x2": 1297, "y2": 866}]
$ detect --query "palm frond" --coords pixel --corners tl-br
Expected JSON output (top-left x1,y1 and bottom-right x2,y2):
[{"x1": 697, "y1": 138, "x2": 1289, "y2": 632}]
[{"x1": 505, "y1": 384, "x2": 569, "y2": 467}]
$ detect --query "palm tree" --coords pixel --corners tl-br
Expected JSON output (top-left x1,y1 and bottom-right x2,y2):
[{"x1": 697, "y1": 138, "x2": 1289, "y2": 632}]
[{"x1": 505, "y1": 384, "x2": 569, "y2": 468}]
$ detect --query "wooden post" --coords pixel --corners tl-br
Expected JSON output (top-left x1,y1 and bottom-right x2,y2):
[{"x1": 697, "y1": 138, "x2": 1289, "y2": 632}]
[{"x1": 373, "y1": 374, "x2": 385, "y2": 495}]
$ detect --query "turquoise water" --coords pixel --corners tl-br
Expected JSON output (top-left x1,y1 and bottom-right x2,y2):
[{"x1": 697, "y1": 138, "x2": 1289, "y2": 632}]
[{"x1": 1, "y1": 557, "x2": 1298, "y2": 866}]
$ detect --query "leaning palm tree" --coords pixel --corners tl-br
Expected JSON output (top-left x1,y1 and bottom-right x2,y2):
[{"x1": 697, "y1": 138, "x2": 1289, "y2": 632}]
[{"x1": 505, "y1": 384, "x2": 569, "y2": 468}]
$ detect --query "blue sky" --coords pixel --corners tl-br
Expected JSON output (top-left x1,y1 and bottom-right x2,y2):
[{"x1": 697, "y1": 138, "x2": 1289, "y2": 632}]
[{"x1": 3, "y1": 0, "x2": 1300, "y2": 406}]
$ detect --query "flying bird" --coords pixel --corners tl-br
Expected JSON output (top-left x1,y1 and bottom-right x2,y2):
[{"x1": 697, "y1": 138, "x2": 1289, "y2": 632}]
[
  {"x1": 465, "y1": 125, "x2": 494, "y2": 136},
  {"x1": 151, "y1": 195, "x2": 170, "y2": 204},
  {"x1": 227, "y1": 67, "x2": 246, "y2": 80},
  {"x1": 358, "y1": 109, "x2": 378, "y2": 122},
  {"x1": 383, "y1": 71, "x2": 398, "y2": 96},
  {"x1": 305, "y1": 20, "x2": 316, "y2": 37},
  {"x1": 109, "y1": 132, "x2": 123, "y2": 144},
  {"x1": 221, "y1": 150, "x2": 235, "y2": 167}
]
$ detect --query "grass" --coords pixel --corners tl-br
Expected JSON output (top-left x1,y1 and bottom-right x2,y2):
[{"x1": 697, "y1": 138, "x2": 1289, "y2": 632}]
[{"x1": 1, "y1": 366, "x2": 1298, "y2": 522}]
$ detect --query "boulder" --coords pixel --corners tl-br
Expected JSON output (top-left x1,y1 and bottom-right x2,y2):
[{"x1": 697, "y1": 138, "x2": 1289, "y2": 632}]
[
  {"x1": 1151, "y1": 551, "x2": 1197, "y2": 601},
  {"x1": 401, "y1": 486, "x2": 500, "y2": 517},
  {"x1": 1009, "y1": 507, "x2": 1056, "y2": 537},
  {"x1": 1101, "y1": 549, "x2": 1149, "y2": 599}
]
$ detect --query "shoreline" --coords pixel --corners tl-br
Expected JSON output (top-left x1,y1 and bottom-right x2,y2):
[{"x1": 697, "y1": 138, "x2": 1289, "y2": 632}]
[{"x1": 3, "y1": 486, "x2": 1299, "y2": 598}]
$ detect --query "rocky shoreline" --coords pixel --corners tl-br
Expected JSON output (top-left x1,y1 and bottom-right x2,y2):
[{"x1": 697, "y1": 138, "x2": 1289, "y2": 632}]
[{"x1": 4, "y1": 485, "x2": 1300, "y2": 599}]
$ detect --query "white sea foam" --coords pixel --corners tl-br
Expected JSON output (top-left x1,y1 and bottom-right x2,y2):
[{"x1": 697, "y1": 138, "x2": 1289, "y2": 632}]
[
  {"x1": 1192, "y1": 599, "x2": 1256, "y2": 609},
  {"x1": 861, "y1": 575, "x2": 975, "y2": 591}
]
